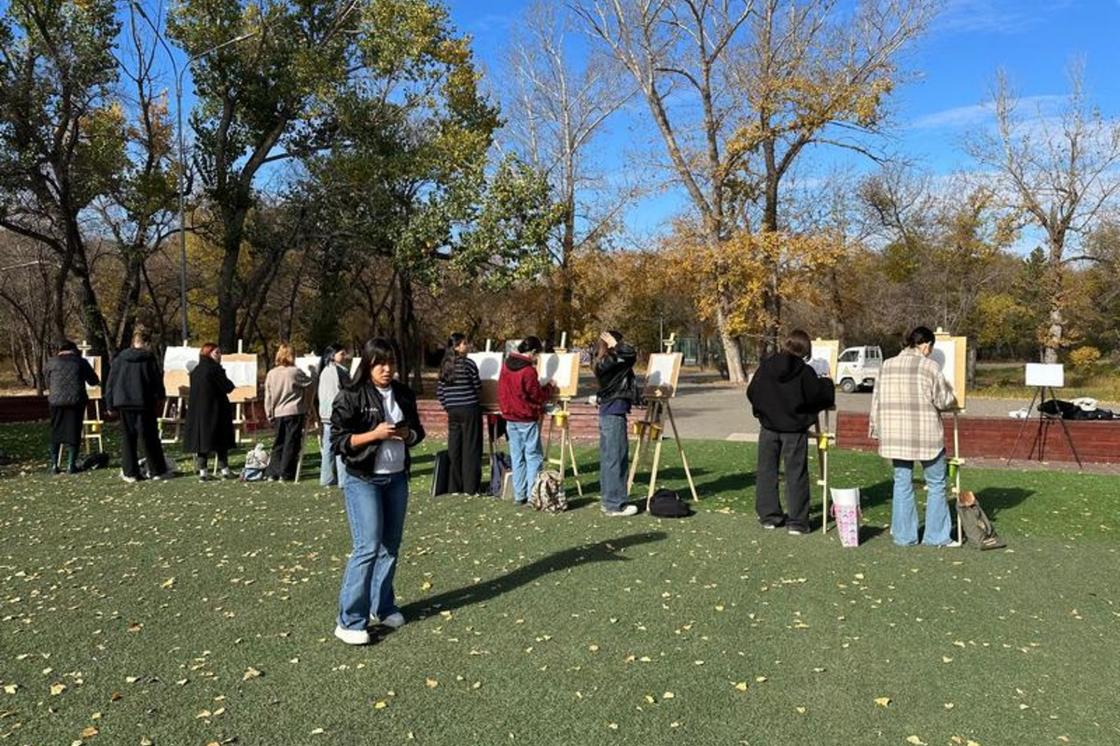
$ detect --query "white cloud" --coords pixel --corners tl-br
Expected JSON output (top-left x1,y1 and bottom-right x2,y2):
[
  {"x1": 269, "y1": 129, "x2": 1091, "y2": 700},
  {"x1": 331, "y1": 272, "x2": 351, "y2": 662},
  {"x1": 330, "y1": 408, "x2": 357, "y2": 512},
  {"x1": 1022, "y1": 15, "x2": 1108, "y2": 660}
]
[
  {"x1": 937, "y1": 0, "x2": 1075, "y2": 35},
  {"x1": 909, "y1": 95, "x2": 1064, "y2": 130}
]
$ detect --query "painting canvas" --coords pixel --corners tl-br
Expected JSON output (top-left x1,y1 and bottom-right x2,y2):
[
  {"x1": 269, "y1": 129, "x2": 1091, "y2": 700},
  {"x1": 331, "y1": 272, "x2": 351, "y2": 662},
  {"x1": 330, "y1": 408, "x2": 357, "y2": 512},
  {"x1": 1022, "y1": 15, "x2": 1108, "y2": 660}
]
[
  {"x1": 809, "y1": 339, "x2": 840, "y2": 380},
  {"x1": 82, "y1": 355, "x2": 103, "y2": 400},
  {"x1": 163, "y1": 346, "x2": 200, "y2": 394},
  {"x1": 537, "y1": 352, "x2": 580, "y2": 399},
  {"x1": 295, "y1": 354, "x2": 321, "y2": 378},
  {"x1": 222, "y1": 353, "x2": 259, "y2": 403},
  {"x1": 643, "y1": 352, "x2": 683, "y2": 398},
  {"x1": 930, "y1": 333, "x2": 967, "y2": 409},
  {"x1": 468, "y1": 351, "x2": 504, "y2": 409},
  {"x1": 1025, "y1": 363, "x2": 1064, "y2": 388}
]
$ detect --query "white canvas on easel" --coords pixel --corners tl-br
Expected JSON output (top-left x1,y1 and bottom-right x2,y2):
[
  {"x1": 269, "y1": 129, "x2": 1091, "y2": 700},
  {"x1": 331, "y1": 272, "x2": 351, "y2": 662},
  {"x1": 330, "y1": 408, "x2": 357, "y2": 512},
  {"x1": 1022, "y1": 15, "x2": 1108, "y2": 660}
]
[
  {"x1": 537, "y1": 352, "x2": 580, "y2": 399},
  {"x1": 222, "y1": 353, "x2": 259, "y2": 403},
  {"x1": 643, "y1": 352, "x2": 683, "y2": 397},
  {"x1": 1025, "y1": 363, "x2": 1064, "y2": 388},
  {"x1": 83, "y1": 355, "x2": 103, "y2": 400},
  {"x1": 468, "y1": 351, "x2": 504, "y2": 410},
  {"x1": 809, "y1": 339, "x2": 839, "y2": 379},
  {"x1": 930, "y1": 332, "x2": 967, "y2": 409},
  {"x1": 163, "y1": 345, "x2": 200, "y2": 392}
]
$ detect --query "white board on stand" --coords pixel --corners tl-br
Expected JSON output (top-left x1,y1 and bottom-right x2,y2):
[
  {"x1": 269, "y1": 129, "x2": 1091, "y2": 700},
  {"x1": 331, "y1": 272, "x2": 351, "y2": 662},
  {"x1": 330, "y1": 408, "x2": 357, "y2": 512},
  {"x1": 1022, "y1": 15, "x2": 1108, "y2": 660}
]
[
  {"x1": 83, "y1": 355, "x2": 103, "y2": 400},
  {"x1": 1025, "y1": 363, "x2": 1064, "y2": 388},
  {"x1": 930, "y1": 332, "x2": 967, "y2": 409},
  {"x1": 643, "y1": 352, "x2": 683, "y2": 398},
  {"x1": 163, "y1": 346, "x2": 200, "y2": 394},
  {"x1": 222, "y1": 353, "x2": 259, "y2": 403},
  {"x1": 468, "y1": 351, "x2": 504, "y2": 410},
  {"x1": 809, "y1": 339, "x2": 839, "y2": 379},
  {"x1": 537, "y1": 352, "x2": 580, "y2": 399},
  {"x1": 295, "y1": 354, "x2": 321, "y2": 378}
]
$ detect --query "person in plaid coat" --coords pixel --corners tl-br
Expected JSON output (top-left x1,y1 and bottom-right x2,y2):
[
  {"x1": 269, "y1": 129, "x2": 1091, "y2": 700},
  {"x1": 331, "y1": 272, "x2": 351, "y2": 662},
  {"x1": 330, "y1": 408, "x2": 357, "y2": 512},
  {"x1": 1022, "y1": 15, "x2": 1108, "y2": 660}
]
[{"x1": 869, "y1": 326, "x2": 960, "y2": 547}]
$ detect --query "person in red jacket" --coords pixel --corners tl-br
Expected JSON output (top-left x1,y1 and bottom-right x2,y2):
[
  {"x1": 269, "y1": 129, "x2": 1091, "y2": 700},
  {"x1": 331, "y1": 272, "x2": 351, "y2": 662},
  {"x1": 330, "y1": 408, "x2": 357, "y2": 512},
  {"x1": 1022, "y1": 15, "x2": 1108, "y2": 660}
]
[{"x1": 497, "y1": 336, "x2": 554, "y2": 505}]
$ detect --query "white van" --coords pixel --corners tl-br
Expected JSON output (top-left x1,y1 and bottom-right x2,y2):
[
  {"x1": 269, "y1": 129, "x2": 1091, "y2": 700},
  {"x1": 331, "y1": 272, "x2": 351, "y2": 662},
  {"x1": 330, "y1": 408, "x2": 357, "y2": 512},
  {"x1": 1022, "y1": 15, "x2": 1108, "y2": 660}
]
[{"x1": 835, "y1": 346, "x2": 883, "y2": 393}]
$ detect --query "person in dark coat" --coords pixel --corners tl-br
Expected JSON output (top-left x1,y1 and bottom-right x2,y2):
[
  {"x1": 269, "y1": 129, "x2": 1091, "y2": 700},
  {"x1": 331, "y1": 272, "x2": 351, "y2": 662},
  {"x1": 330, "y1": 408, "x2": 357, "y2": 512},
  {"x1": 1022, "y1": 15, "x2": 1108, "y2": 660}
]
[
  {"x1": 746, "y1": 329, "x2": 835, "y2": 534},
  {"x1": 106, "y1": 327, "x2": 171, "y2": 482},
  {"x1": 44, "y1": 339, "x2": 100, "y2": 474},
  {"x1": 593, "y1": 330, "x2": 639, "y2": 517},
  {"x1": 184, "y1": 343, "x2": 236, "y2": 480}
]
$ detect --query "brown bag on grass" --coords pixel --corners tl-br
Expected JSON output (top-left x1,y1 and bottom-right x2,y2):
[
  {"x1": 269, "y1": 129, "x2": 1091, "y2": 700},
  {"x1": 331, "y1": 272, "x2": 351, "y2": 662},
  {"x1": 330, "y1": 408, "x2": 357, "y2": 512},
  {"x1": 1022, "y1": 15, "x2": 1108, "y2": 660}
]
[{"x1": 957, "y1": 491, "x2": 1006, "y2": 550}]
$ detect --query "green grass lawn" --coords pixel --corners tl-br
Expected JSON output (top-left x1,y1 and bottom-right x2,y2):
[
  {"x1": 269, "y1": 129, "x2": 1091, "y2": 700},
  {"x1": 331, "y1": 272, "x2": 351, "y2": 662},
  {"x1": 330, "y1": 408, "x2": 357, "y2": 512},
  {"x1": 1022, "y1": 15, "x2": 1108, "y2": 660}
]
[{"x1": 2, "y1": 423, "x2": 1119, "y2": 745}]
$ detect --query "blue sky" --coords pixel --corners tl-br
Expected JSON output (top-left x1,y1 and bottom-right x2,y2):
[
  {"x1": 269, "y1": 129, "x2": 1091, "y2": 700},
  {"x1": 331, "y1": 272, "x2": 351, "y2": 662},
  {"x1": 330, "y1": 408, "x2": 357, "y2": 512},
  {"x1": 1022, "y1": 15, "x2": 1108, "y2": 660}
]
[{"x1": 446, "y1": 0, "x2": 1120, "y2": 237}]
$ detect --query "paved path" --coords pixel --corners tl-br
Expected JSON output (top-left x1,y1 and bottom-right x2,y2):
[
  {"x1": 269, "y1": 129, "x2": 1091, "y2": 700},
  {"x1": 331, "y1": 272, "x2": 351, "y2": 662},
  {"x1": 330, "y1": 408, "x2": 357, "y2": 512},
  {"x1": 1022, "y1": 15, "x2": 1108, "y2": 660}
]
[{"x1": 667, "y1": 378, "x2": 1050, "y2": 441}]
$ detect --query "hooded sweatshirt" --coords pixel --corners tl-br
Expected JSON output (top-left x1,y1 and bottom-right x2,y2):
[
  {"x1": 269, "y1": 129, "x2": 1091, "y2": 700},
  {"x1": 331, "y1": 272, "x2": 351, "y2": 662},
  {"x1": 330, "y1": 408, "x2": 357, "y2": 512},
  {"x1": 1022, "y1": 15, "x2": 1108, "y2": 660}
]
[
  {"x1": 498, "y1": 352, "x2": 551, "y2": 422},
  {"x1": 106, "y1": 347, "x2": 165, "y2": 410},
  {"x1": 746, "y1": 352, "x2": 835, "y2": 433}
]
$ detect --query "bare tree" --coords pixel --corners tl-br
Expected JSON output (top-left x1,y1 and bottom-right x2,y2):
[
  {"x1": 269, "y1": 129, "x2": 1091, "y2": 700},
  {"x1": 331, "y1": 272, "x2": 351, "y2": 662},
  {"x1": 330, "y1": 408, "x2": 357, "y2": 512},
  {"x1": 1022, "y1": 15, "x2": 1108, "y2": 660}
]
[
  {"x1": 500, "y1": 2, "x2": 635, "y2": 341},
  {"x1": 970, "y1": 64, "x2": 1120, "y2": 363}
]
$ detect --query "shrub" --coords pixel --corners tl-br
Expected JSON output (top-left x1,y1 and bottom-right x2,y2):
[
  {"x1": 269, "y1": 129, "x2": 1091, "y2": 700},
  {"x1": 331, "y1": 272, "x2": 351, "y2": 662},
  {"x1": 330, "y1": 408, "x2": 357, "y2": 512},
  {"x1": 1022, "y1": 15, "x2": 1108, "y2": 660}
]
[{"x1": 1068, "y1": 346, "x2": 1102, "y2": 374}]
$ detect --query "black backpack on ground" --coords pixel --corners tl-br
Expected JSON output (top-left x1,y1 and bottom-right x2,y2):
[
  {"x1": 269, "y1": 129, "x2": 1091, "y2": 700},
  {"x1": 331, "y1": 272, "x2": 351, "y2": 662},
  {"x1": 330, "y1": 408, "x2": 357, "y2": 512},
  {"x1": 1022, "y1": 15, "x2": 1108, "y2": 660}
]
[
  {"x1": 79, "y1": 452, "x2": 111, "y2": 472},
  {"x1": 488, "y1": 451, "x2": 511, "y2": 498},
  {"x1": 649, "y1": 488, "x2": 691, "y2": 518}
]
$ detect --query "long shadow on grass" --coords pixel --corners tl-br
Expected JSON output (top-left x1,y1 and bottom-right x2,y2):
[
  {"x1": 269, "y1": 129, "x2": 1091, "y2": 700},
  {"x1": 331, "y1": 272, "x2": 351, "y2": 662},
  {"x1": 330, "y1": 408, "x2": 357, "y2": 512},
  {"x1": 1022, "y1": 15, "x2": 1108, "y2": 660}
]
[
  {"x1": 399, "y1": 531, "x2": 667, "y2": 620},
  {"x1": 975, "y1": 487, "x2": 1034, "y2": 521}
]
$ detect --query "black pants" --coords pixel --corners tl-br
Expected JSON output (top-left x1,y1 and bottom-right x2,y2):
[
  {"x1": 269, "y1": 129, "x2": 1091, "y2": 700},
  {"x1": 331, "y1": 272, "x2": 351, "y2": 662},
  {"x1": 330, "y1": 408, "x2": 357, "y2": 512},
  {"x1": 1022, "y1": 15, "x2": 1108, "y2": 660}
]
[
  {"x1": 756, "y1": 427, "x2": 810, "y2": 530},
  {"x1": 268, "y1": 415, "x2": 304, "y2": 480},
  {"x1": 447, "y1": 406, "x2": 483, "y2": 494},
  {"x1": 195, "y1": 451, "x2": 229, "y2": 471},
  {"x1": 119, "y1": 407, "x2": 168, "y2": 478}
]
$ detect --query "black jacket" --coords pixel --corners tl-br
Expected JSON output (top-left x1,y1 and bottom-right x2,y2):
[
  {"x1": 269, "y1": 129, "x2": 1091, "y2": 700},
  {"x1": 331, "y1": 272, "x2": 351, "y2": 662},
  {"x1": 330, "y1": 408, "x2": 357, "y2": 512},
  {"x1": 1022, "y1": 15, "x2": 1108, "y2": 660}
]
[
  {"x1": 594, "y1": 343, "x2": 638, "y2": 405},
  {"x1": 106, "y1": 347, "x2": 165, "y2": 410},
  {"x1": 184, "y1": 357, "x2": 236, "y2": 454},
  {"x1": 45, "y1": 353, "x2": 99, "y2": 407},
  {"x1": 747, "y1": 352, "x2": 835, "y2": 433},
  {"x1": 329, "y1": 380, "x2": 426, "y2": 479}
]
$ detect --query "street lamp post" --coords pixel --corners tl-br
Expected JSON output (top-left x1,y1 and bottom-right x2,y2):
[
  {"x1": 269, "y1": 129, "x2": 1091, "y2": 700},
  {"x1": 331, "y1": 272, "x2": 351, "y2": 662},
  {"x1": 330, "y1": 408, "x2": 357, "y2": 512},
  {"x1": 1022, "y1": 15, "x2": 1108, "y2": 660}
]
[{"x1": 129, "y1": 3, "x2": 258, "y2": 345}]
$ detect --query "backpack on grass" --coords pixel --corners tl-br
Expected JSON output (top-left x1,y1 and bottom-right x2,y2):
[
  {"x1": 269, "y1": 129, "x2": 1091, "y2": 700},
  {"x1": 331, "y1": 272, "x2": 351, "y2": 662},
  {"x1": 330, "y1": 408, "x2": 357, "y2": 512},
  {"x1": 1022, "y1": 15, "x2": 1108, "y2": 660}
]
[
  {"x1": 957, "y1": 491, "x2": 1006, "y2": 550},
  {"x1": 529, "y1": 469, "x2": 566, "y2": 513},
  {"x1": 649, "y1": 488, "x2": 691, "y2": 518},
  {"x1": 488, "y1": 451, "x2": 511, "y2": 497},
  {"x1": 241, "y1": 443, "x2": 270, "y2": 482}
]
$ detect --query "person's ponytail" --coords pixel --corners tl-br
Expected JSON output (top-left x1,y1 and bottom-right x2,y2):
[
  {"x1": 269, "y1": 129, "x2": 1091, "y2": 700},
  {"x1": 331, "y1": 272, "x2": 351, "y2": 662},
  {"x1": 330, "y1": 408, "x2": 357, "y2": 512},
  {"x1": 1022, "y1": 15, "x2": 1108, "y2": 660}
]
[{"x1": 439, "y1": 333, "x2": 466, "y2": 385}]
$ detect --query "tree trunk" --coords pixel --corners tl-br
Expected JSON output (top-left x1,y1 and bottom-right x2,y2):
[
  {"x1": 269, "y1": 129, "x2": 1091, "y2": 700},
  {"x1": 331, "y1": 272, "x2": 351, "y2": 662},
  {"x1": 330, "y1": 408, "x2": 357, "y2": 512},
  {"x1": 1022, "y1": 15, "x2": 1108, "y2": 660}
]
[
  {"x1": 1043, "y1": 241, "x2": 1064, "y2": 364},
  {"x1": 217, "y1": 206, "x2": 250, "y2": 352}
]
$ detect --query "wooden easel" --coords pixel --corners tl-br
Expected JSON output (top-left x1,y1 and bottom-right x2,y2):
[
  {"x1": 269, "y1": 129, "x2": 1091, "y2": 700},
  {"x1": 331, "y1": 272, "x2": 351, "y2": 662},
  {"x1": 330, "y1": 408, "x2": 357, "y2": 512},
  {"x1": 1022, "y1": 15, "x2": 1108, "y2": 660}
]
[
  {"x1": 949, "y1": 410, "x2": 964, "y2": 544},
  {"x1": 814, "y1": 408, "x2": 833, "y2": 534},
  {"x1": 159, "y1": 338, "x2": 191, "y2": 444},
  {"x1": 542, "y1": 333, "x2": 583, "y2": 497},
  {"x1": 78, "y1": 341, "x2": 104, "y2": 457},
  {"x1": 626, "y1": 335, "x2": 698, "y2": 508}
]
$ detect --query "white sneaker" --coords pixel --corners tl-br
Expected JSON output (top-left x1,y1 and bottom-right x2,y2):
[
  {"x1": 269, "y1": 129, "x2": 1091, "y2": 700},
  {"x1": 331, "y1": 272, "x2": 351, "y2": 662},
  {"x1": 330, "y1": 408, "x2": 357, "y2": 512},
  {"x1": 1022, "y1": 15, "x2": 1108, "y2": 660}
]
[
  {"x1": 120, "y1": 473, "x2": 138, "y2": 484},
  {"x1": 940, "y1": 540, "x2": 963, "y2": 548},
  {"x1": 334, "y1": 625, "x2": 370, "y2": 645},
  {"x1": 151, "y1": 469, "x2": 176, "y2": 481},
  {"x1": 601, "y1": 504, "x2": 639, "y2": 517},
  {"x1": 219, "y1": 468, "x2": 232, "y2": 479},
  {"x1": 376, "y1": 612, "x2": 405, "y2": 629}
]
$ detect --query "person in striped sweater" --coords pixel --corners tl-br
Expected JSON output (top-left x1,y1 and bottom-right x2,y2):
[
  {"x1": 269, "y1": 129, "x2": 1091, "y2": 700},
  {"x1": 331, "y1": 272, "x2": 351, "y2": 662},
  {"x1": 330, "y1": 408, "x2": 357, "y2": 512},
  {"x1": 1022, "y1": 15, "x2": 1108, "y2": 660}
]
[{"x1": 436, "y1": 333, "x2": 483, "y2": 494}]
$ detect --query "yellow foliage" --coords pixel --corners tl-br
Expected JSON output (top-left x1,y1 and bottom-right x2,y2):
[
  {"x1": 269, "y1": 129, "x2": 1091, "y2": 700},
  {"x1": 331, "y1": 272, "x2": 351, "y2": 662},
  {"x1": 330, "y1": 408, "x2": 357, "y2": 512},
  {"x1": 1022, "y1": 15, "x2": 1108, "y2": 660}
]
[
  {"x1": 1068, "y1": 346, "x2": 1101, "y2": 373},
  {"x1": 667, "y1": 229, "x2": 843, "y2": 339}
]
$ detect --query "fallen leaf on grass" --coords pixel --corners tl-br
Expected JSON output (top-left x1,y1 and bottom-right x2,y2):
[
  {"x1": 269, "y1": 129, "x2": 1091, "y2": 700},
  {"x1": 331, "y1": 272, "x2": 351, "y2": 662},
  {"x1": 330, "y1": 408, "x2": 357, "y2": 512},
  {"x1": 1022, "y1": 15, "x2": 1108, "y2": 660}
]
[
  {"x1": 734, "y1": 682, "x2": 748, "y2": 692},
  {"x1": 374, "y1": 701, "x2": 388, "y2": 710},
  {"x1": 79, "y1": 726, "x2": 98, "y2": 739},
  {"x1": 874, "y1": 697, "x2": 891, "y2": 707},
  {"x1": 242, "y1": 667, "x2": 262, "y2": 681},
  {"x1": 906, "y1": 737, "x2": 927, "y2": 746},
  {"x1": 425, "y1": 678, "x2": 439, "y2": 689},
  {"x1": 50, "y1": 683, "x2": 67, "y2": 696},
  {"x1": 2, "y1": 684, "x2": 17, "y2": 695},
  {"x1": 161, "y1": 578, "x2": 176, "y2": 589}
]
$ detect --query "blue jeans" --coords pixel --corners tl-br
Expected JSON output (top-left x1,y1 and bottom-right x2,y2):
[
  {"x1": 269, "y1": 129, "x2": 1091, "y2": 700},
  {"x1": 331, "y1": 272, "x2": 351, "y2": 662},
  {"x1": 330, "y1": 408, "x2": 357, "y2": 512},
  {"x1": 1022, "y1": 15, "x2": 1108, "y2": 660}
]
[
  {"x1": 891, "y1": 450, "x2": 953, "y2": 546},
  {"x1": 337, "y1": 472, "x2": 409, "y2": 630},
  {"x1": 599, "y1": 414, "x2": 629, "y2": 511},
  {"x1": 319, "y1": 422, "x2": 348, "y2": 488},
  {"x1": 507, "y1": 420, "x2": 543, "y2": 503}
]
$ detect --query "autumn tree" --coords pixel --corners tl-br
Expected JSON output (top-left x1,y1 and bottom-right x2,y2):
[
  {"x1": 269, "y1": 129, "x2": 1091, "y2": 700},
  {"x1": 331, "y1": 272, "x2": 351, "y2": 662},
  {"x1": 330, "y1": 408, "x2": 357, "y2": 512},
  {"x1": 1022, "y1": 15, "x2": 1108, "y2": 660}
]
[
  {"x1": 500, "y1": 2, "x2": 634, "y2": 340},
  {"x1": 0, "y1": 0, "x2": 122, "y2": 354},
  {"x1": 969, "y1": 65, "x2": 1120, "y2": 363}
]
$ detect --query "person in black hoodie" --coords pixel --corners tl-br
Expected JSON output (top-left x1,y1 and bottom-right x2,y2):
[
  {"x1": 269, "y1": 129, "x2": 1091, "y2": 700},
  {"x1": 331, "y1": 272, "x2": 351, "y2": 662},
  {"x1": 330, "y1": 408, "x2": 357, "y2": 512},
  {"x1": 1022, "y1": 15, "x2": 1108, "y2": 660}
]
[
  {"x1": 184, "y1": 343, "x2": 236, "y2": 480},
  {"x1": 593, "y1": 330, "x2": 639, "y2": 517},
  {"x1": 106, "y1": 328, "x2": 171, "y2": 482},
  {"x1": 746, "y1": 329, "x2": 835, "y2": 534},
  {"x1": 329, "y1": 338, "x2": 425, "y2": 646},
  {"x1": 44, "y1": 340, "x2": 100, "y2": 474}
]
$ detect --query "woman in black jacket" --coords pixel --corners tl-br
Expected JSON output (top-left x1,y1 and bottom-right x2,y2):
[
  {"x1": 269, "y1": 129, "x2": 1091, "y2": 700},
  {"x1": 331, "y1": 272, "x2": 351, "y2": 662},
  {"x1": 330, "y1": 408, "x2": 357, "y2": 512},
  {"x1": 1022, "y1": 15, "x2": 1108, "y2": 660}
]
[
  {"x1": 184, "y1": 343, "x2": 236, "y2": 480},
  {"x1": 329, "y1": 338, "x2": 425, "y2": 646},
  {"x1": 746, "y1": 329, "x2": 835, "y2": 534},
  {"x1": 593, "y1": 330, "x2": 639, "y2": 517},
  {"x1": 44, "y1": 340, "x2": 100, "y2": 474}
]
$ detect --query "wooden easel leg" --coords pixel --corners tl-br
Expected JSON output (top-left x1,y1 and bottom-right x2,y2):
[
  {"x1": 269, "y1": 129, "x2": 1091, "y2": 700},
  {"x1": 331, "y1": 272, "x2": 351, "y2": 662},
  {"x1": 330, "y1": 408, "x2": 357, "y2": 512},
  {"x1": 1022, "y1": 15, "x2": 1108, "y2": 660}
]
[
  {"x1": 647, "y1": 428, "x2": 666, "y2": 503},
  {"x1": 822, "y1": 445, "x2": 830, "y2": 535},
  {"x1": 664, "y1": 401, "x2": 698, "y2": 502},
  {"x1": 566, "y1": 423, "x2": 583, "y2": 496},
  {"x1": 626, "y1": 423, "x2": 645, "y2": 495},
  {"x1": 558, "y1": 420, "x2": 567, "y2": 486}
]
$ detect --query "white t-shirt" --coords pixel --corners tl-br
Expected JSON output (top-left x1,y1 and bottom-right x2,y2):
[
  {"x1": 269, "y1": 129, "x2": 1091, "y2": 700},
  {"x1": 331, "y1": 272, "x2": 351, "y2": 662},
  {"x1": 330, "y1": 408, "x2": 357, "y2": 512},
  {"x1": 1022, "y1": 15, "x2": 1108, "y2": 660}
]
[{"x1": 374, "y1": 386, "x2": 406, "y2": 474}]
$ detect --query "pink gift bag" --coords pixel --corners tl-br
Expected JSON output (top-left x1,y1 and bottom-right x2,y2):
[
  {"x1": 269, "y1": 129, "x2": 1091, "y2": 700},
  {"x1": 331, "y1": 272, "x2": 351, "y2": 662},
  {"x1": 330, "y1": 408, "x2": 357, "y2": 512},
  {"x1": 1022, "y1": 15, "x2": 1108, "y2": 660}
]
[{"x1": 830, "y1": 488, "x2": 861, "y2": 547}]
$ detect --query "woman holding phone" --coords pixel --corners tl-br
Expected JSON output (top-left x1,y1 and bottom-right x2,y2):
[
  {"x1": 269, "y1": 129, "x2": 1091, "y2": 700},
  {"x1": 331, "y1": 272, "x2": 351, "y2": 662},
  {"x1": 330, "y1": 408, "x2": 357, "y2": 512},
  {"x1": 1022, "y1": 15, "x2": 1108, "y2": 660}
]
[{"x1": 330, "y1": 338, "x2": 426, "y2": 645}]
